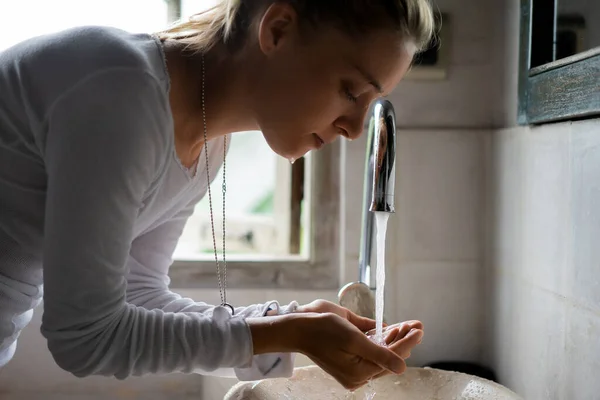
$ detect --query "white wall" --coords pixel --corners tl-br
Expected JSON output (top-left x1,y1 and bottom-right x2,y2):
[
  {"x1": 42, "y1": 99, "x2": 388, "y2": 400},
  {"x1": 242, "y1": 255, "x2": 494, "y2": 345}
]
[
  {"x1": 486, "y1": 121, "x2": 600, "y2": 400},
  {"x1": 343, "y1": 0, "x2": 492, "y2": 368},
  {"x1": 484, "y1": 0, "x2": 600, "y2": 398},
  {"x1": 0, "y1": 0, "x2": 493, "y2": 398}
]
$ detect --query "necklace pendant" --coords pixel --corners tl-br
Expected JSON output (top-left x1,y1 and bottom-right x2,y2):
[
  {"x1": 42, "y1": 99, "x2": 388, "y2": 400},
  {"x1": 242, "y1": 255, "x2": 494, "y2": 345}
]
[{"x1": 222, "y1": 302, "x2": 235, "y2": 315}]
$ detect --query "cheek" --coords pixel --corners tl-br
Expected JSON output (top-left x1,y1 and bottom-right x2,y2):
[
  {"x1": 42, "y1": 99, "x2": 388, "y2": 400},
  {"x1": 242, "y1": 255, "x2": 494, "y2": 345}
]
[
  {"x1": 276, "y1": 80, "x2": 335, "y2": 126},
  {"x1": 258, "y1": 58, "x2": 343, "y2": 133},
  {"x1": 296, "y1": 73, "x2": 343, "y2": 120}
]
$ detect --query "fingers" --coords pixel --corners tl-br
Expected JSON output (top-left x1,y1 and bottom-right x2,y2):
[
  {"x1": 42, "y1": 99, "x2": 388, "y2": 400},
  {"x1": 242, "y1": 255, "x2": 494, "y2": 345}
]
[
  {"x1": 372, "y1": 369, "x2": 391, "y2": 380},
  {"x1": 384, "y1": 327, "x2": 400, "y2": 345},
  {"x1": 346, "y1": 311, "x2": 378, "y2": 332},
  {"x1": 389, "y1": 328, "x2": 423, "y2": 359},
  {"x1": 370, "y1": 328, "x2": 423, "y2": 381},
  {"x1": 365, "y1": 320, "x2": 422, "y2": 338},
  {"x1": 347, "y1": 380, "x2": 371, "y2": 392},
  {"x1": 351, "y1": 334, "x2": 406, "y2": 375},
  {"x1": 403, "y1": 320, "x2": 423, "y2": 331},
  {"x1": 296, "y1": 301, "x2": 396, "y2": 335},
  {"x1": 390, "y1": 322, "x2": 415, "y2": 346}
]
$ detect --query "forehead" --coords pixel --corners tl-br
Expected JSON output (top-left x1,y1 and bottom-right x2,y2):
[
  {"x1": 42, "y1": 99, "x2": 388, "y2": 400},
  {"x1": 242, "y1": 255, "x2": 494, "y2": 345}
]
[{"x1": 307, "y1": 28, "x2": 414, "y2": 95}]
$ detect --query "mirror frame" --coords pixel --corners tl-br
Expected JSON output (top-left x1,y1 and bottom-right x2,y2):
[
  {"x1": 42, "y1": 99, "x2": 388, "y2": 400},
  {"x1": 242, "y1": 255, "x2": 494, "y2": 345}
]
[{"x1": 518, "y1": 0, "x2": 600, "y2": 125}]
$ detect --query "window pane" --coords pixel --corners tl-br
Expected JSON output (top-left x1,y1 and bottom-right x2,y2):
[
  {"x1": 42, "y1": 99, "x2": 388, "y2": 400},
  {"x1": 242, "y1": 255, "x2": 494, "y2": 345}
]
[
  {"x1": 173, "y1": 131, "x2": 309, "y2": 259},
  {"x1": 0, "y1": 0, "x2": 168, "y2": 51}
]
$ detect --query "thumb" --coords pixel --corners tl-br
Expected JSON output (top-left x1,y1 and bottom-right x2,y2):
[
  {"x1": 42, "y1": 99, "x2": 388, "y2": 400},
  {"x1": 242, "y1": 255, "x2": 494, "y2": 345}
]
[
  {"x1": 346, "y1": 311, "x2": 377, "y2": 332},
  {"x1": 354, "y1": 336, "x2": 406, "y2": 374}
]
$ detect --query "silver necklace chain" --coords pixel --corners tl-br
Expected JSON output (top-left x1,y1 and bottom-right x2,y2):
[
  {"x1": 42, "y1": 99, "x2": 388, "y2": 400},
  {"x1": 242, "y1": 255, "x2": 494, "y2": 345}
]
[{"x1": 201, "y1": 55, "x2": 232, "y2": 313}]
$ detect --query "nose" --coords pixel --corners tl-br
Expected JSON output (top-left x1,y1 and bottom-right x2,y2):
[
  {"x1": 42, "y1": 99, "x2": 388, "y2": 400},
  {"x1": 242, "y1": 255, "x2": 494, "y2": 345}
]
[{"x1": 335, "y1": 108, "x2": 368, "y2": 140}]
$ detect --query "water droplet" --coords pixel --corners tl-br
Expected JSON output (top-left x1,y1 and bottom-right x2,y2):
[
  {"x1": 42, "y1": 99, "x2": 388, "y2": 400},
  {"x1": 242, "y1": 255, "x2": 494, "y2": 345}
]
[{"x1": 289, "y1": 158, "x2": 296, "y2": 164}]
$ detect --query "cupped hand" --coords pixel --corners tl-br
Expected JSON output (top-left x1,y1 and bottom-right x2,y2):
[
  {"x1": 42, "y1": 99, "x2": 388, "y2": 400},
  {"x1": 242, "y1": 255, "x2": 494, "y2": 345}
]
[
  {"x1": 296, "y1": 300, "x2": 423, "y2": 358},
  {"x1": 294, "y1": 311, "x2": 407, "y2": 391},
  {"x1": 366, "y1": 320, "x2": 424, "y2": 379},
  {"x1": 296, "y1": 300, "x2": 424, "y2": 386}
]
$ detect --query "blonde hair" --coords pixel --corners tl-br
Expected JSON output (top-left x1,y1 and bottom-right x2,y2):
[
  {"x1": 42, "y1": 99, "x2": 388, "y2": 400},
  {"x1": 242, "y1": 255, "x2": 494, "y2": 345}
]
[{"x1": 158, "y1": 0, "x2": 436, "y2": 54}]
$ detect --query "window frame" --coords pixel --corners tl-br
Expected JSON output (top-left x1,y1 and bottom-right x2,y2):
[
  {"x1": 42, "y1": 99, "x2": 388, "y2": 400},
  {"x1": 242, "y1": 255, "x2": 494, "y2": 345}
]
[
  {"x1": 169, "y1": 142, "x2": 342, "y2": 290},
  {"x1": 518, "y1": 0, "x2": 600, "y2": 125},
  {"x1": 165, "y1": 0, "x2": 182, "y2": 23}
]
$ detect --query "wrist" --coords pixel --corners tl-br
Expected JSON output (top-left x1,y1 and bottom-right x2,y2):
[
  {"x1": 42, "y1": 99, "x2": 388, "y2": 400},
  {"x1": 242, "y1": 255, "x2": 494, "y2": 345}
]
[{"x1": 247, "y1": 313, "x2": 305, "y2": 355}]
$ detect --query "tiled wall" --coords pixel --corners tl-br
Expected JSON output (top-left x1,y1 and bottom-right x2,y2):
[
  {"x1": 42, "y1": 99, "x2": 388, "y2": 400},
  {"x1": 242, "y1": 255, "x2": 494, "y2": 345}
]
[
  {"x1": 485, "y1": 121, "x2": 600, "y2": 400},
  {"x1": 484, "y1": 0, "x2": 600, "y2": 398}
]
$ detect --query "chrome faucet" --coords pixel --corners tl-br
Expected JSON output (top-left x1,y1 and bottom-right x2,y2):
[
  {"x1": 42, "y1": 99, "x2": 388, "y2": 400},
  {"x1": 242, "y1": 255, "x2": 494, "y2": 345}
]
[
  {"x1": 359, "y1": 99, "x2": 397, "y2": 285},
  {"x1": 338, "y1": 99, "x2": 397, "y2": 319}
]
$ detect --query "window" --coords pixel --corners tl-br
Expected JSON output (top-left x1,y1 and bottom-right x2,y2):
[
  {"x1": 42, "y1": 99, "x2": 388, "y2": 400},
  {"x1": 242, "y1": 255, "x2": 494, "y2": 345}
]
[
  {"x1": 518, "y1": 0, "x2": 600, "y2": 125},
  {"x1": 173, "y1": 131, "x2": 307, "y2": 259},
  {"x1": 170, "y1": 142, "x2": 341, "y2": 290},
  {"x1": 0, "y1": 0, "x2": 341, "y2": 289},
  {"x1": 0, "y1": 1, "x2": 168, "y2": 51}
]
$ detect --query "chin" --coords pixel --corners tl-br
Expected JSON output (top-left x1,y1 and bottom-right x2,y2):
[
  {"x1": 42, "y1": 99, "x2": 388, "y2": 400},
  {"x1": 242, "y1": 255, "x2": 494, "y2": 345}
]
[
  {"x1": 289, "y1": 145, "x2": 313, "y2": 160},
  {"x1": 260, "y1": 129, "x2": 314, "y2": 160},
  {"x1": 278, "y1": 148, "x2": 308, "y2": 161},
  {"x1": 267, "y1": 140, "x2": 310, "y2": 161}
]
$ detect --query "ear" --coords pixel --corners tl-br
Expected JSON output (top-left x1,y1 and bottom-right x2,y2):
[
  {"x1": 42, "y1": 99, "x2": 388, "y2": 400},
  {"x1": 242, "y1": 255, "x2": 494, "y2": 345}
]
[{"x1": 257, "y1": 2, "x2": 299, "y2": 55}]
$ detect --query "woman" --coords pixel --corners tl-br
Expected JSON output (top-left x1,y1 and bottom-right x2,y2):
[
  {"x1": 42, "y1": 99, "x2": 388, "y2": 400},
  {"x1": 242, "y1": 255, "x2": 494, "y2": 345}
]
[{"x1": 0, "y1": 0, "x2": 434, "y2": 390}]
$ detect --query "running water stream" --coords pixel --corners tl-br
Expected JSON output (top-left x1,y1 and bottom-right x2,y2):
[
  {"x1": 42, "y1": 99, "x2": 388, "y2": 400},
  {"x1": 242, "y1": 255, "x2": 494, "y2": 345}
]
[
  {"x1": 374, "y1": 211, "x2": 390, "y2": 345},
  {"x1": 362, "y1": 211, "x2": 391, "y2": 399}
]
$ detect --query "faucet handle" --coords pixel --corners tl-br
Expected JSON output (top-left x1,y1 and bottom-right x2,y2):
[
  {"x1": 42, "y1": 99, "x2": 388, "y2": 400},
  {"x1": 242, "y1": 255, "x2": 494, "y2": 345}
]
[{"x1": 337, "y1": 282, "x2": 376, "y2": 320}]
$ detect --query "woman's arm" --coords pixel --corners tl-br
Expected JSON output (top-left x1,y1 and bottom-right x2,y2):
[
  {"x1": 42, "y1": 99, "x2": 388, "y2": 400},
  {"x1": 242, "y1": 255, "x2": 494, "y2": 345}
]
[
  {"x1": 40, "y1": 68, "x2": 278, "y2": 378},
  {"x1": 125, "y1": 197, "x2": 294, "y2": 317},
  {"x1": 125, "y1": 198, "x2": 298, "y2": 379}
]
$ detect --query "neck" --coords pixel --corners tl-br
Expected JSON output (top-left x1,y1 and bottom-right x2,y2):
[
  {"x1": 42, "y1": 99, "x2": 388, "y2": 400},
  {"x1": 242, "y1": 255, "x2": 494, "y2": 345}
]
[{"x1": 163, "y1": 41, "x2": 258, "y2": 166}]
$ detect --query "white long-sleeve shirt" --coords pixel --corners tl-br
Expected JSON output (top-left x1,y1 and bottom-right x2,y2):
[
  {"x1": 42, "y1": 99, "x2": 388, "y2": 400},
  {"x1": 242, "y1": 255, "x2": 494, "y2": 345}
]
[{"x1": 0, "y1": 25, "x2": 296, "y2": 379}]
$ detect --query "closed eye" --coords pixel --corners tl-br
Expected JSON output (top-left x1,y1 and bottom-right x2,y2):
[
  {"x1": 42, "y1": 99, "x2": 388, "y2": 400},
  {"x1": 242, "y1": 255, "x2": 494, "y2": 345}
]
[{"x1": 343, "y1": 86, "x2": 358, "y2": 103}]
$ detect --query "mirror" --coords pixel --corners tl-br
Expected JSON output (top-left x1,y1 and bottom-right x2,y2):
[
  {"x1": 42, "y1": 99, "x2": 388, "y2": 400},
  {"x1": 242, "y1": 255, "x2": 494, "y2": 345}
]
[
  {"x1": 557, "y1": 0, "x2": 600, "y2": 60},
  {"x1": 531, "y1": 0, "x2": 600, "y2": 68}
]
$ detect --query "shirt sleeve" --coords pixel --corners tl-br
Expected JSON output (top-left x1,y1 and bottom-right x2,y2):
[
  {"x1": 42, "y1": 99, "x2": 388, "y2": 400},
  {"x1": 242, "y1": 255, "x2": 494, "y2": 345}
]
[
  {"x1": 126, "y1": 196, "x2": 273, "y2": 317},
  {"x1": 40, "y1": 68, "x2": 255, "y2": 378},
  {"x1": 125, "y1": 196, "x2": 299, "y2": 380}
]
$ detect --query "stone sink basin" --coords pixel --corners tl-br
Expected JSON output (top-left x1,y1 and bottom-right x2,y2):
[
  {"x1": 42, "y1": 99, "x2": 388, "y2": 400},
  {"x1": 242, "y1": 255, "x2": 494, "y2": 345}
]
[{"x1": 225, "y1": 365, "x2": 523, "y2": 400}]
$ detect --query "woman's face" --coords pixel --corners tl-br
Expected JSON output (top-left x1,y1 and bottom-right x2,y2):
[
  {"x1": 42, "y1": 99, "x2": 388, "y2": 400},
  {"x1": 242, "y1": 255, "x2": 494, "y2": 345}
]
[{"x1": 250, "y1": 3, "x2": 415, "y2": 160}]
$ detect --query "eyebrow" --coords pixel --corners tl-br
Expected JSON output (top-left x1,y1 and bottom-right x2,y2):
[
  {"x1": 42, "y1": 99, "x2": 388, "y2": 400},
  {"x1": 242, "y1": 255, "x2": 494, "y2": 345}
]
[{"x1": 352, "y1": 63, "x2": 383, "y2": 94}]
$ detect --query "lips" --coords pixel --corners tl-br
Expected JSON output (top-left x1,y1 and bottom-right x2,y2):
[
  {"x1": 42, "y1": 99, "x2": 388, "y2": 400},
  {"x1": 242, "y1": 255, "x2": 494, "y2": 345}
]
[{"x1": 313, "y1": 133, "x2": 325, "y2": 149}]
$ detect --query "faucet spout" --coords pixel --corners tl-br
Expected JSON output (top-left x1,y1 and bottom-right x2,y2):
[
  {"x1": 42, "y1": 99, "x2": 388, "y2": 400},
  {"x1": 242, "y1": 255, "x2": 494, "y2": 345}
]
[
  {"x1": 358, "y1": 99, "x2": 396, "y2": 288},
  {"x1": 338, "y1": 99, "x2": 396, "y2": 318}
]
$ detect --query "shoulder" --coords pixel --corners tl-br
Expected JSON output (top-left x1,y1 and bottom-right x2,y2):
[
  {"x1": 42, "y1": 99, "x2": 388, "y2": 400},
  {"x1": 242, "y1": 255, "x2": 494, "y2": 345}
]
[
  {"x1": 17, "y1": 26, "x2": 165, "y2": 76},
  {"x1": 47, "y1": 66, "x2": 172, "y2": 159},
  {"x1": 0, "y1": 26, "x2": 169, "y2": 103},
  {"x1": 41, "y1": 28, "x2": 175, "y2": 174},
  {"x1": 54, "y1": 26, "x2": 166, "y2": 77}
]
